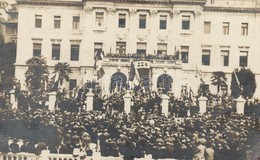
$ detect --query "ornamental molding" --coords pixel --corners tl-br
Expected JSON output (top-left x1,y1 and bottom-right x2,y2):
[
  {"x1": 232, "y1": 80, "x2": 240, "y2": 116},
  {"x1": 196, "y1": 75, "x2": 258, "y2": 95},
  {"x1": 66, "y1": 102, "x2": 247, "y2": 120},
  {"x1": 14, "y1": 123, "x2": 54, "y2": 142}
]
[
  {"x1": 150, "y1": 10, "x2": 157, "y2": 17},
  {"x1": 31, "y1": 38, "x2": 43, "y2": 43},
  {"x1": 116, "y1": 34, "x2": 127, "y2": 41},
  {"x1": 85, "y1": 6, "x2": 93, "y2": 14},
  {"x1": 238, "y1": 46, "x2": 250, "y2": 49},
  {"x1": 130, "y1": 9, "x2": 137, "y2": 16},
  {"x1": 17, "y1": 0, "x2": 83, "y2": 6},
  {"x1": 220, "y1": 45, "x2": 231, "y2": 49},
  {"x1": 51, "y1": 39, "x2": 62, "y2": 44},
  {"x1": 171, "y1": 10, "x2": 180, "y2": 17},
  {"x1": 194, "y1": 11, "x2": 201, "y2": 17},
  {"x1": 137, "y1": 34, "x2": 147, "y2": 42},
  {"x1": 204, "y1": 7, "x2": 260, "y2": 13},
  {"x1": 157, "y1": 35, "x2": 168, "y2": 43},
  {"x1": 107, "y1": 7, "x2": 116, "y2": 15},
  {"x1": 70, "y1": 39, "x2": 82, "y2": 44},
  {"x1": 201, "y1": 45, "x2": 212, "y2": 48}
]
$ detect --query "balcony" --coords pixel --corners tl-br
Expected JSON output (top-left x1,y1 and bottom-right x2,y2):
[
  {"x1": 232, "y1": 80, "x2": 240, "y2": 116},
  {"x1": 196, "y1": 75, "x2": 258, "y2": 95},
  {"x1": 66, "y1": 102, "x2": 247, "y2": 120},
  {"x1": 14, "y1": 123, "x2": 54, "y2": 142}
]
[
  {"x1": 102, "y1": 53, "x2": 182, "y2": 69},
  {"x1": 1, "y1": 16, "x2": 17, "y2": 29}
]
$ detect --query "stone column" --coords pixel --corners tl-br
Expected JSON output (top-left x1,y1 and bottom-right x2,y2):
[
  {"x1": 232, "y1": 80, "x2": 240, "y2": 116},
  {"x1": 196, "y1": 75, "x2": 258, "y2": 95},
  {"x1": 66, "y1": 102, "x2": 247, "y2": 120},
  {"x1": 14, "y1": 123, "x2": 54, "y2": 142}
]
[
  {"x1": 9, "y1": 89, "x2": 17, "y2": 109},
  {"x1": 86, "y1": 89, "x2": 94, "y2": 111},
  {"x1": 235, "y1": 96, "x2": 245, "y2": 114},
  {"x1": 48, "y1": 92, "x2": 57, "y2": 111},
  {"x1": 198, "y1": 96, "x2": 208, "y2": 114},
  {"x1": 123, "y1": 90, "x2": 132, "y2": 114},
  {"x1": 161, "y1": 94, "x2": 170, "y2": 116}
]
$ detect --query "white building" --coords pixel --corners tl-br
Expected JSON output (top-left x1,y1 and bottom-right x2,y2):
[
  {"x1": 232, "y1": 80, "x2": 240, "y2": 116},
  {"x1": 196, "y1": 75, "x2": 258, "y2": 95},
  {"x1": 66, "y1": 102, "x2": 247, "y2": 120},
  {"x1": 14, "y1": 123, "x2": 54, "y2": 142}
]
[{"x1": 14, "y1": 0, "x2": 260, "y2": 97}]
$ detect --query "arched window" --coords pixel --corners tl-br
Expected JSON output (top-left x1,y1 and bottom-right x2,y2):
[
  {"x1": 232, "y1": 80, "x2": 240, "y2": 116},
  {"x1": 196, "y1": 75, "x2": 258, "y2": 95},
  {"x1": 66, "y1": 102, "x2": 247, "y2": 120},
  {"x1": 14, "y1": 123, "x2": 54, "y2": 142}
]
[
  {"x1": 110, "y1": 72, "x2": 127, "y2": 92},
  {"x1": 157, "y1": 74, "x2": 173, "y2": 94}
]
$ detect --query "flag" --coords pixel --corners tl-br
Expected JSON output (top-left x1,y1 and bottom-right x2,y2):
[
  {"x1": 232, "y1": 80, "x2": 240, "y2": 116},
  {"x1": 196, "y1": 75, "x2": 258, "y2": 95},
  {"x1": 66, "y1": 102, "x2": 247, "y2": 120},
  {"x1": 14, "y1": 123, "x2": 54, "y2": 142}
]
[
  {"x1": 79, "y1": 71, "x2": 87, "y2": 88},
  {"x1": 50, "y1": 72, "x2": 59, "y2": 91},
  {"x1": 195, "y1": 65, "x2": 204, "y2": 83},
  {"x1": 94, "y1": 51, "x2": 105, "y2": 79},
  {"x1": 233, "y1": 69, "x2": 241, "y2": 86},
  {"x1": 189, "y1": 87, "x2": 194, "y2": 103},
  {"x1": 136, "y1": 61, "x2": 150, "y2": 88},
  {"x1": 129, "y1": 62, "x2": 135, "y2": 81}
]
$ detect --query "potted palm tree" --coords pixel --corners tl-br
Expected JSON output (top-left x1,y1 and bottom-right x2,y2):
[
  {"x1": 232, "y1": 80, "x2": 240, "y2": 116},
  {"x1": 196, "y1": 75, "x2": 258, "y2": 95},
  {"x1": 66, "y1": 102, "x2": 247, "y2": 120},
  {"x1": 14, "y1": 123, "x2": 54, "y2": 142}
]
[{"x1": 211, "y1": 71, "x2": 227, "y2": 94}]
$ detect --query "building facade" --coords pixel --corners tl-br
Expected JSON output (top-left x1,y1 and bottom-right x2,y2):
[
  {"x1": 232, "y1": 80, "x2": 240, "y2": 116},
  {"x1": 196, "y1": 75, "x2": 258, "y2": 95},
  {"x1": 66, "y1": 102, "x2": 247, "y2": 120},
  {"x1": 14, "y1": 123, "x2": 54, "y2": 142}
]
[
  {"x1": 14, "y1": 0, "x2": 260, "y2": 97},
  {"x1": 0, "y1": 1, "x2": 18, "y2": 43}
]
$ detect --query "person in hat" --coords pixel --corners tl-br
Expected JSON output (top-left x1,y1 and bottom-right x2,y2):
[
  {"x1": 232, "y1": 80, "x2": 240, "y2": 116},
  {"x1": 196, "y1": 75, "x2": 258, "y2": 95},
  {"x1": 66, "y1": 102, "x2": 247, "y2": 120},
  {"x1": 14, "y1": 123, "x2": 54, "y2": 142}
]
[
  {"x1": 0, "y1": 137, "x2": 10, "y2": 153},
  {"x1": 205, "y1": 142, "x2": 214, "y2": 160},
  {"x1": 9, "y1": 138, "x2": 19, "y2": 153},
  {"x1": 35, "y1": 139, "x2": 47, "y2": 155}
]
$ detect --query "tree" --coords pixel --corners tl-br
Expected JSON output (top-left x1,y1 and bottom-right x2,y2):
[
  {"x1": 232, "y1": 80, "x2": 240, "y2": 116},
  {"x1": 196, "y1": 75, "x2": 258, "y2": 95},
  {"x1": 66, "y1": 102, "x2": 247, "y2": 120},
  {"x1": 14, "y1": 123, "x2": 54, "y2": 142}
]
[
  {"x1": 231, "y1": 68, "x2": 256, "y2": 99},
  {"x1": 51, "y1": 62, "x2": 72, "y2": 90},
  {"x1": 211, "y1": 71, "x2": 227, "y2": 93},
  {"x1": 25, "y1": 57, "x2": 49, "y2": 107},
  {"x1": 0, "y1": 40, "x2": 16, "y2": 91}
]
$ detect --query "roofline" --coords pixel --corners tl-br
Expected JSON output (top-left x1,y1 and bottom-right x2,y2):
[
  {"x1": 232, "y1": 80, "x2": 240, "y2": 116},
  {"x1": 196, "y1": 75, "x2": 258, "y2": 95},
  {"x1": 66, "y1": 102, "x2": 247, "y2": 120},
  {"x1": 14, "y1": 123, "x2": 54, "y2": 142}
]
[
  {"x1": 204, "y1": 6, "x2": 260, "y2": 13},
  {"x1": 83, "y1": 0, "x2": 207, "y2": 5},
  {"x1": 16, "y1": 0, "x2": 83, "y2": 7}
]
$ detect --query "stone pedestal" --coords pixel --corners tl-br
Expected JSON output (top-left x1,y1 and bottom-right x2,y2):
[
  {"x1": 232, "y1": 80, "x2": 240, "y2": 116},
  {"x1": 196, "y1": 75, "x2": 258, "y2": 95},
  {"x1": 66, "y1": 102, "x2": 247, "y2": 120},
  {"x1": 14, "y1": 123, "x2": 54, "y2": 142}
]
[
  {"x1": 198, "y1": 96, "x2": 208, "y2": 114},
  {"x1": 161, "y1": 94, "x2": 170, "y2": 116},
  {"x1": 9, "y1": 89, "x2": 17, "y2": 109},
  {"x1": 235, "y1": 96, "x2": 245, "y2": 114},
  {"x1": 123, "y1": 90, "x2": 132, "y2": 114},
  {"x1": 48, "y1": 92, "x2": 57, "y2": 111},
  {"x1": 86, "y1": 89, "x2": 94, "y2": 111}
]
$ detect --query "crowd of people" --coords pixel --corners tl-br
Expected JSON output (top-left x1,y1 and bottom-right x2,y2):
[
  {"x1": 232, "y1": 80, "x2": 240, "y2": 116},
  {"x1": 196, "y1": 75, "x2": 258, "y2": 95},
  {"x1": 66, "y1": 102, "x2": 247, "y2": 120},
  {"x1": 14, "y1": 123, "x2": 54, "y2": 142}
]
[
  {"x1": 0, "y1": 80, "x2": 260, "y2": 160},
  {"x1": 0, "y1": 103, "x2": 257, "y2": 160}
]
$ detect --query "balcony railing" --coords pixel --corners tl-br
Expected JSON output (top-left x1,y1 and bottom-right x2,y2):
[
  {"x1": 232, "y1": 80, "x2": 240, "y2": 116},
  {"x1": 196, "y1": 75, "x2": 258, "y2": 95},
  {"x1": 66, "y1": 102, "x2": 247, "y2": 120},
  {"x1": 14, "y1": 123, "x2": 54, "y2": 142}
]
[
  {"x1": 102, "y1": 54, "x2": 182, "y2": 68},
  {"x1": 0, "y1": 152, "x2": 146, "y2": 160}
]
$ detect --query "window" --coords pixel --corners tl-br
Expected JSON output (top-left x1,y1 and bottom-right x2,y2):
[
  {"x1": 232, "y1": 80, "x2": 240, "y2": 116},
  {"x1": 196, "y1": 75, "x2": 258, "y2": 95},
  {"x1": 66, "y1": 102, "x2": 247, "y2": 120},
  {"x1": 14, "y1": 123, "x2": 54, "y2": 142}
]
[
  {"x1": 241, "y1": 23, "x2": 248, "y2": 36},
  {"x1": 118, "y1": 14, "x2": 126, "y2": 28},
  {"x1": 159, "y1": 15, "x2": 167, "y2": 30},
  {"x1": 157, "y1": 43, "x2": 167, "y2": 55},
  {"x1": 72, "y1": 16, "x2": 80, "y2": 29},
  {"x1": 204, "y1": 21, "x2": 211, "y2": 34},
  {"x1": 71, "y1": 45, "x2": 80, "y2": 61},
  {"x1": 116, "y1": 42, "x2": 126, "y2": 55},
  {"x1": 202, "y1": 50, "x2": 210, "y2": 66},
  {"x1": 223, "y1": 22, "x2": 229, "y2": 35},
  {"x1": 33, "y1": 43, "x2": 41, "y2": 57},
  {"x1": 239, "y1": 51, "x2": 248, "y2": 67},
  {"x1": 54, "y1": 16, "x2": 61, "y2": 29},
  {"x1": 69, "y1": 79, "x2": 77, "y2": 90},
  {"x1": 35, "y1": 15, "x2": 42, "y2": 28},
  {"x1": 181, "y1": 46, "x2": 189, "y2": 63},
  {"x1": 96, "y1": 12, "x2": 104, "y2": 27},
  {"x1": 52, "y1": 44, "x2": 60, "y2": 60},
  {"x1": 136, "y1": 43, "x2": 146, "y2": 55},
  {"x1": 221, "y1": 50, "x2": 229, "y2": 66},
  {"x1": 94, "y1": 43, "x2": 103, "y2": 56},
  {"x1": 182, "y1": 16, "x2": 190, "y2": 30},
  {"x1": 139, "y1": 14, "x2": 146, "y2": 29}
]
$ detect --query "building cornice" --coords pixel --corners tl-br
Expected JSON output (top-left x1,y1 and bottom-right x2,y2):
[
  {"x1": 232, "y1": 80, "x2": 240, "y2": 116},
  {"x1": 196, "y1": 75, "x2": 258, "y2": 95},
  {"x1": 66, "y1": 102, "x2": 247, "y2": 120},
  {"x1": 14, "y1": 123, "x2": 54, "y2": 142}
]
[
  {"x1": 84, "y1": 0, "x2": 206, "y2": 5},
  {"x1": 204, "y1": 6, "x2": 260, "y2": 13},
  {"x1": 16, "y1": 0, "x2": 83, "y2": 7}
]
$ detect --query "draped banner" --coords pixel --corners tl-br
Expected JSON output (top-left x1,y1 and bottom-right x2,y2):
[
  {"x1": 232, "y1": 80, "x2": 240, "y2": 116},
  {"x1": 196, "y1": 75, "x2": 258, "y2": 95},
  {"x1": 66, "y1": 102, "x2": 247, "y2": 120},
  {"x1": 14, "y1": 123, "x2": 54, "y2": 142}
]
[{"x1": 129, "y1": 61, "x2": 151, "y2": 89}]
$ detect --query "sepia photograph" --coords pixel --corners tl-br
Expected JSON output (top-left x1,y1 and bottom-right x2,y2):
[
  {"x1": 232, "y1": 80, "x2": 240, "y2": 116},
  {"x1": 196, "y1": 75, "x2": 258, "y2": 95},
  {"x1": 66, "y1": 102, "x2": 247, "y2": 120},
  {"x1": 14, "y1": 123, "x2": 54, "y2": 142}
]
[{"x1": 0, "y1": 0, "x2": 260, "y2": 159}]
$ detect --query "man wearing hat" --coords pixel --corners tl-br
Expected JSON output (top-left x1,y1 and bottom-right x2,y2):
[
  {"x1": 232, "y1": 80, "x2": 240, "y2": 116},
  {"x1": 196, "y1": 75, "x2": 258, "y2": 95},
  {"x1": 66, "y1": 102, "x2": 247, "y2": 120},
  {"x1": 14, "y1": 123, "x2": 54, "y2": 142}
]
[{"x1": 9, "y1": 138, "x2": 19, "y2": 153}]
